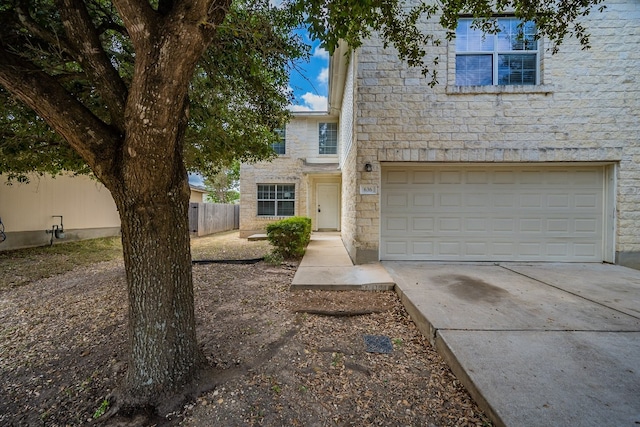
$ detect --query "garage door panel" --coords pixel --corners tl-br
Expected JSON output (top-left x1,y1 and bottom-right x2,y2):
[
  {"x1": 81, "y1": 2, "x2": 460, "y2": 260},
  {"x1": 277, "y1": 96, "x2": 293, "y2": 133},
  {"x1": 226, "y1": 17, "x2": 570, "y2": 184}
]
[
  {"x1": 439, "y1": 193, "x2": 462, "y2": 207},
  {"x1": 413, "y1": 194, "x2": 434, "y2": 206},
  {"x1": 413, "y1": 241, "x2": 434, "y2": 255},
  {"x1": 467, "y1": 171, "x2": 489, "y2": 183},
  {"x1": 381, "y1": 165, "x2": 605, "y2": 262},
  {"x1": 575, "y1": 219, "x2": 598, "y2": 234},
  {"x1": 575, "y1": 194, "x2": 599, "y2": 208},
  {"x1": 413, "y1": 217, "x2": 434, "y2": 231},
  {"x1": 466, "y1": 218, "x2": 488, "y2": 232},
  {"x1": 466, "y1": 242, "x2": 488, "y2": 256},
  {"x1": 466, "y1": 193, "x2": 490, "y2": 207},
  {"x1": 494, "y1": 194, "x2": 516, "y2": 207},
  {"x1": 385, "y1": 217, "x2": 408, "y2": 231},
  {"x1": 413, "y1": 171, "x2": 435, "y2": 184},
  {"x1": 386, "y1": 193, "x2": 408, "y2": 207},
  {"x1": 386, "y1": 170, "x2": 409, "y2": 184},
  {"x1": 575, "y1": 243, "x2": 598, "y2": 257}
]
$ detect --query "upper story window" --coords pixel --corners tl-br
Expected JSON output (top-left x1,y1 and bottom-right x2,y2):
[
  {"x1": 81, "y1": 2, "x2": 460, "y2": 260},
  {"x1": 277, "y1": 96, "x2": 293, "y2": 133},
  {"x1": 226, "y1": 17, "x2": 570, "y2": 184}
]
[
  {"x1": 271, "y1": 128, "x2": 286, "y2": 155},
  {"x1": 318, "y1": 122, "x2": 338, "y2": 155},
  {"x1": 257, "y1": 184, "x2": 295, "y2": 216},
  {"x1": 455, "y1": 18, "x2": 538, "y2": 86}
]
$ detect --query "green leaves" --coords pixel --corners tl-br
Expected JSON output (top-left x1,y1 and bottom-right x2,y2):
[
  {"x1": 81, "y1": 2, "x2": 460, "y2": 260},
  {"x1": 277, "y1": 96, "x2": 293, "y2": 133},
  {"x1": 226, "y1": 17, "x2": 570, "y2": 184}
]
[
  {"x1": 0, "y1": 0, "x2": 605, "y2": 183},
  {"x1": 184, "y1": 1, "x2": 308, "y2": 178},
  {"x1": 0, "y1": 90, "x2": 89, "y2": 182}
]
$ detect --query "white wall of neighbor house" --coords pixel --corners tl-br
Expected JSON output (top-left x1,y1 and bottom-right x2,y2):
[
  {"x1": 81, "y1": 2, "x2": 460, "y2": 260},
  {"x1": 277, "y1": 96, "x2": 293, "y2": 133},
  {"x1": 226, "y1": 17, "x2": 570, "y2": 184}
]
[
  {"x1": 0, "y1": 173, "x2": 121, "y2": 250},
  {"x1": 343, "y1": 0, "x2": 640, "y2": 266}
]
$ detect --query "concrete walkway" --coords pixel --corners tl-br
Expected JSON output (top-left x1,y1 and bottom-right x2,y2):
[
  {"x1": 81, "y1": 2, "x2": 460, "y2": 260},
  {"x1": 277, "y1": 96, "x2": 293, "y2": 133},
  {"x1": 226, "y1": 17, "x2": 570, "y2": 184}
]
[
  {"x1": 290, "y1": 232, "x2": 394, "y2": 291},
  {"x1": 291, "y1": 233, "x2": 640, "y2": 427}
]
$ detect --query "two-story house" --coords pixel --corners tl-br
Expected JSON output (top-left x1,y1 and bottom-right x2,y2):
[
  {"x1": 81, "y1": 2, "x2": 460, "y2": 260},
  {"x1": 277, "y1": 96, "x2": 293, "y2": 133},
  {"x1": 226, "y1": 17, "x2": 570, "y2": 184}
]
[
  {"x1": 239, "y1": 112, "x2": 343, "y2": 237},
  {"x1": 240, "y1": 0, "x2": 640, "y2": 269}
]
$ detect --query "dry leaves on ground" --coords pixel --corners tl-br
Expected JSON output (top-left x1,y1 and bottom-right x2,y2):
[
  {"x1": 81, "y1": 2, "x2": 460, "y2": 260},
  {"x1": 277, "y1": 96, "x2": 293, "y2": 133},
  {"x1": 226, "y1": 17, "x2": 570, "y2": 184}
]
[{"x1": 0, "y1": 232, "x2": 491, "y2": 426}]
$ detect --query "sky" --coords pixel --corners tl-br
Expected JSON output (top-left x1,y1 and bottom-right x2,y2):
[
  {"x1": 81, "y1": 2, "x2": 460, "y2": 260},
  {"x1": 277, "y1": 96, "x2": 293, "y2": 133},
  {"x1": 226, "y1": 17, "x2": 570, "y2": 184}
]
[{"x1": 288, "y1": 37, "x2": 330, "y2": 112}]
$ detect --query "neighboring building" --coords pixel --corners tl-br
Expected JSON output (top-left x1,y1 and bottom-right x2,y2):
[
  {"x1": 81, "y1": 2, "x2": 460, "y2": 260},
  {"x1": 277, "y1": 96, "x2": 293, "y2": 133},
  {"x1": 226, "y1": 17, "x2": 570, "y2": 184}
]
[
  {"x1": 0, "y1": 173, "x2": 120, "y2": 250},
  {"x1": 189, "y1": 185, "x2": 208, "y2": 203},
  {"x1": 0, "y1": 173, "x2": 219, "y2": 251},
  {"x1": 240, "y1": 0, "x2": 640, "y2": 268}
]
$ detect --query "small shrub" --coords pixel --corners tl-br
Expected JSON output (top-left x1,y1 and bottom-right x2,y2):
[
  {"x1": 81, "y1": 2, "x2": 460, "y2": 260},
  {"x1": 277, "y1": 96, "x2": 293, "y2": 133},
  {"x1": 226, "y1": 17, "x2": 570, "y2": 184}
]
[
  {"x1": 266, "y1": 217, "x2": 311, "y2": 259},
  {"x1": 264, "y1": 252, "x2": 284, "y2": 265}
]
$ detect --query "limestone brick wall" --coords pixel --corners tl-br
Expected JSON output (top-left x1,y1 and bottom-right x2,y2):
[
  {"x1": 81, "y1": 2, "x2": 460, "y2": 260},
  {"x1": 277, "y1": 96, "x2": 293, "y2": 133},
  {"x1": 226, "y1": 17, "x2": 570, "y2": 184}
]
[
  {"x1": 339, "y1": 56, "x2": 358, "y2": 260},
  {"x1": 239, "y1": 114, "x2": 338, "y2": 237},
  {"x1": 352, "y1": 0, "x2": 640, "y2": 264}
]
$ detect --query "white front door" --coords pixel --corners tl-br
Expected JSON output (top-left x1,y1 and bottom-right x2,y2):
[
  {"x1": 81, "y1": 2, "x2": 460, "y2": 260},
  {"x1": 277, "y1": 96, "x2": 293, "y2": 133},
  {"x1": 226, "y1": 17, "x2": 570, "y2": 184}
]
[{"x1": 317, "y1": 183, "x2": 340, "y2": 230}]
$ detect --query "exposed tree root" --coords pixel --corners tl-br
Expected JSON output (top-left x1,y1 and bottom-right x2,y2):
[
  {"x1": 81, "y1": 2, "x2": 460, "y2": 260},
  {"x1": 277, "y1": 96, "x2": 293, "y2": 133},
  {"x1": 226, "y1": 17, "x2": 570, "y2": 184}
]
[{"x1": 97, "y1": 328, "x2": 300, "y2": 426}]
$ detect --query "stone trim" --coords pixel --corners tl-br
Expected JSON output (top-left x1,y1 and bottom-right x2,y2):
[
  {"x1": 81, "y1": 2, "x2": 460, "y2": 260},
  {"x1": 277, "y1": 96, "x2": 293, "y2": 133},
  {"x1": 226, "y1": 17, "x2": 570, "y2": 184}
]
[
  {"x1": 445, "y1": 85, "x2": 555, "y2": 95},
  {"x1": 376, "y1": 147, "x2": 624, "y2": 163}
]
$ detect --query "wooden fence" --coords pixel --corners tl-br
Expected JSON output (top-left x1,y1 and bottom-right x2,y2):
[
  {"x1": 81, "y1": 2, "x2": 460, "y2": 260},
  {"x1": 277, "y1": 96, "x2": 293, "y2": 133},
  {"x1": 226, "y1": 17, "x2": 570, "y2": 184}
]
[{"x1": 188, "y1": 203, "x2": 239, "y2": 237}]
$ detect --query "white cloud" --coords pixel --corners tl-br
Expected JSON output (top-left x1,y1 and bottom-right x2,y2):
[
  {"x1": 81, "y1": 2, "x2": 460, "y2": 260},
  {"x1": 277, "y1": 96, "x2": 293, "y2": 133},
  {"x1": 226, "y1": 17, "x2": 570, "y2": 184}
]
[
  {"x1": 302, "y1": 93, "x2": 328, "y2": 110},
  {"x1": 317, "y1": 67, "x2": 329, "y2": 85},
  {"x1": 289, "y1": 92, "x2": 328, "y2": 111},
  {"x1": 313, "y1": 46, "x2": 330, "y2": 60}
]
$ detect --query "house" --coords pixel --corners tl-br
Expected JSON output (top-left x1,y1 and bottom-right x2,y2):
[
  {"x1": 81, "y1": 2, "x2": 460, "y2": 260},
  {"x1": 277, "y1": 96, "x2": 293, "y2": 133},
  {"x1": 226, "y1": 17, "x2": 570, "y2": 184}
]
[
  {"x1": 0, "y1": 173, "x2": 121, "y2": 251},
  {"x1": 246, "y1": 0, "x2": 640, "y2": 269},
  {"x1": 0, "y1": 172, "x2": 222, "y2": 250},
  {"x1": 240, "y1": 112, "x2": 342, "y2": 236},
  {"x1": 189, "y1": 184, "x2": 209, "y2": 203}
]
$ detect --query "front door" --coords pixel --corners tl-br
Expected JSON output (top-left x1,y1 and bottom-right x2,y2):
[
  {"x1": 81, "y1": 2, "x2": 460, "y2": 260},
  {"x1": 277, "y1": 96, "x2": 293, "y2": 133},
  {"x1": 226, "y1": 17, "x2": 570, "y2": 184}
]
[{"x1": 317, "y1": 183, "x2": 340, "y2": 230}]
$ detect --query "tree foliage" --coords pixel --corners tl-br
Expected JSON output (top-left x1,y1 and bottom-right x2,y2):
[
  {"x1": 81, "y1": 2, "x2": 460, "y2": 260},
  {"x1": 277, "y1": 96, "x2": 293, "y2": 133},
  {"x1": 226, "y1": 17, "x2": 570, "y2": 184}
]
[
  {"x1": 0, "y1": 0, "x2": 305, "y2": 182},
  {"x1": 0, "y1": 0, "x2": 607, "y2": 181},
  {"x1": 204, "y1": 160, "x2": 240, "y2": 204}
]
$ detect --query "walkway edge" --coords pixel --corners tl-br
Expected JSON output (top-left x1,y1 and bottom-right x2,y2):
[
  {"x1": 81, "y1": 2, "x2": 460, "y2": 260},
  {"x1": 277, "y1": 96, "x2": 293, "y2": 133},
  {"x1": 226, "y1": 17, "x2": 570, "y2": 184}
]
[{"x1": 394, "y1": 284, "x2": 506, "y2": 427}]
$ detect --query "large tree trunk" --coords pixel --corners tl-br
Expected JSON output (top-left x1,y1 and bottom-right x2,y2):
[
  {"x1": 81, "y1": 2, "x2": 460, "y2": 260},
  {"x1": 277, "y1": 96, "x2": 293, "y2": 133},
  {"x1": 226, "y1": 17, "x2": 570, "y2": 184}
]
[
  {"x1": 110, "y1": 159, "x2": 204, "y2": 406},
  {"x1": 0, "y1": 0, "x2": 232, "y2": 410}
]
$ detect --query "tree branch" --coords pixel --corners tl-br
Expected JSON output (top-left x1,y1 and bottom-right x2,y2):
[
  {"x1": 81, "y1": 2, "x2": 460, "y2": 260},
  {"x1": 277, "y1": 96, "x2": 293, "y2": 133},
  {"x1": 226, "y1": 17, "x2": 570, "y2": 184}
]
[
  {"x1": 0, "y1": 46, "x2": 120, "y2": 181},
  {"x1": 111, "y1": 0, "x2": 157, "y2": 49},
  {"x1": 57, "y1": 0, "x2": 128, "y2": 132},
  {"x1": 14, "y1": 0, "x2": 75, "y2": 57}
]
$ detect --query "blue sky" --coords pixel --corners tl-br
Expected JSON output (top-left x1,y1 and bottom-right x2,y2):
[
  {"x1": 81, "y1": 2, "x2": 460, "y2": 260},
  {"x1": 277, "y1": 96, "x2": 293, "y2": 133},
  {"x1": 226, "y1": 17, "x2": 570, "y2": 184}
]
[{"x1": 288, "y1": 37, "x2": 330, "y2": 112}]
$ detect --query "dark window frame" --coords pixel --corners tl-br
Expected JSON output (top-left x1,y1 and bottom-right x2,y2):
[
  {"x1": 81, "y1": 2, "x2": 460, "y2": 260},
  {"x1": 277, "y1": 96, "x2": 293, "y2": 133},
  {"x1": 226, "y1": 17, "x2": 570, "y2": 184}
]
[
  {"x1": 319, "y1": 122, "x2": 338, "y2": 155},
  {"x1": 455, "y1": 18, "x2": 539, "y2": 86},
  {"x1": 257, "y1": 184, "x2": 295, "y2": 217}
]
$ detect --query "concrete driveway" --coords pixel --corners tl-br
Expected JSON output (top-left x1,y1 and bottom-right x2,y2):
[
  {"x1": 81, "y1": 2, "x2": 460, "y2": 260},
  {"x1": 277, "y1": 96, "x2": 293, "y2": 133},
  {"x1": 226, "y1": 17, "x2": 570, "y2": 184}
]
[{"x1": 382, "y1": 262, "x2": 640, "y2": 427}]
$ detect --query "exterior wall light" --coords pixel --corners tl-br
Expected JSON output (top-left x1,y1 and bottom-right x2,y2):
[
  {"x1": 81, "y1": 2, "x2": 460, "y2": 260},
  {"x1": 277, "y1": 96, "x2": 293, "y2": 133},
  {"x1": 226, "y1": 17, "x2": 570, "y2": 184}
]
[{"x1": 364, "y1": 163, "x2": 373, "y2": 172}]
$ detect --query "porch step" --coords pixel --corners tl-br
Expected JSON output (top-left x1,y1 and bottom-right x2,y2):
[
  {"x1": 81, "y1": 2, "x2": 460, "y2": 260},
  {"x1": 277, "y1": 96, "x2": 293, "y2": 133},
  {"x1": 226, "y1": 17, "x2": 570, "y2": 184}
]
[{"x1": 247, "y1": 233, "x2": 268, "y2": 241}]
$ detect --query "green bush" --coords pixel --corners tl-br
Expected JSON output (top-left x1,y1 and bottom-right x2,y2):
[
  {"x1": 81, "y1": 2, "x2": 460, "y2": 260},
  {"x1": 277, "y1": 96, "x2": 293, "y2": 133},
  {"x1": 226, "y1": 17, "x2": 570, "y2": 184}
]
[{"x1": 266, "y1": 217, "x2": 311, "y2": 259}]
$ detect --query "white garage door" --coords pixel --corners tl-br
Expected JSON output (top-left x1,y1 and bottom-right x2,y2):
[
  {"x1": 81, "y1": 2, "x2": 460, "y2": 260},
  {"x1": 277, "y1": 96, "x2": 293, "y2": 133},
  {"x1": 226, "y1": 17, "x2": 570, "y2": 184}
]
[{"x1": 381, "y1": 165, "x2": 605, "y2": 261}]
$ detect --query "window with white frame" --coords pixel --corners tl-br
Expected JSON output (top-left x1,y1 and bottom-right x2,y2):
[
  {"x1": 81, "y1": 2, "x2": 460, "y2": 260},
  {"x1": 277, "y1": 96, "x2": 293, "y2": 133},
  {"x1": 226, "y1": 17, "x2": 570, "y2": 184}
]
[
  {"x1": 257, "y1": 184, "x2": 295, "y2": 216},
  {"x1": 318, "y1": 122, "x2": 338, "y2": 155},
  {"x1": 455, "y1": 18, "x2": 538, "y2": 86},
  {"x1": 271, "y1": 128, "x2": 286, "y2": 155}
]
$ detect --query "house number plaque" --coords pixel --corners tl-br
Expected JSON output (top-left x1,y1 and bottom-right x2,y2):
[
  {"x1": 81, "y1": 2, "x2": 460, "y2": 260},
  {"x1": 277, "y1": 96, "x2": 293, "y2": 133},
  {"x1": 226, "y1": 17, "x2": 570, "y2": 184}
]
[{"x1": 359, "y1": 185, "x2": 378, "y2": 195}]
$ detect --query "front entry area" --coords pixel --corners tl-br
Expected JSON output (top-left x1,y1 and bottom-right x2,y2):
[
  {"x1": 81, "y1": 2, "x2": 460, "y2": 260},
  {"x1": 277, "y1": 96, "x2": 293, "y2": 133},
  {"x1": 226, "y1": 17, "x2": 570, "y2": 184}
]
[
  {"x1": 380, "y1": 164, "x2": 615, "y2": 262},
  {"x1": 317, "y1": 182, "x2": 340, "y2": 230}
]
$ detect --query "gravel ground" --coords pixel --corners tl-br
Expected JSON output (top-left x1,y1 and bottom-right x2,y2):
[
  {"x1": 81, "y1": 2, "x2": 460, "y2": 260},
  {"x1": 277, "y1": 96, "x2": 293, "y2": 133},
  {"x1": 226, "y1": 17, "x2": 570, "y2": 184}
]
[{"x1": 0, "y1": 232, "x2": 491, "y2": 426}]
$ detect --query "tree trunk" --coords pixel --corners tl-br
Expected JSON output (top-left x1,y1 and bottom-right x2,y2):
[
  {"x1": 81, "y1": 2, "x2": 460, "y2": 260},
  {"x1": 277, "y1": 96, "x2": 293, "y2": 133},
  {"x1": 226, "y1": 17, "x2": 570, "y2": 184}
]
[{"x1": 111, "y1": 159, "x2": 204, "y2": 406}]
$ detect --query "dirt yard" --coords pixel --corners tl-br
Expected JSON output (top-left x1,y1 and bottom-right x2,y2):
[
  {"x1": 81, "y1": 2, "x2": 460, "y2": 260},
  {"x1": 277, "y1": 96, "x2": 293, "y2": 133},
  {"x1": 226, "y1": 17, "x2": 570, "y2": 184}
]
[{"x1": 0, "y1": 232, "x2": 491, "y2": 426}]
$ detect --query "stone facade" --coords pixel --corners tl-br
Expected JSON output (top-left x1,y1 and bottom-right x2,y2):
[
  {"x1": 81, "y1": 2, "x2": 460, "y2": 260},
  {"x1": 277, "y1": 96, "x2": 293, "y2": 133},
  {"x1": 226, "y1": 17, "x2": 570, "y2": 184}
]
[
  {"x1": 239, "y1": 113, "x2": 340, "y2": 237},
  {"x1": 340, "y1": 0, "x2": 640, "y2": 265},
  {"x1": 241, "y1": 1, "x2": 640, "y2": 267}
]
